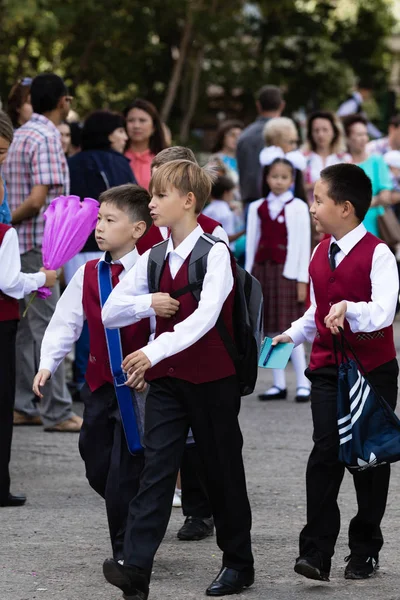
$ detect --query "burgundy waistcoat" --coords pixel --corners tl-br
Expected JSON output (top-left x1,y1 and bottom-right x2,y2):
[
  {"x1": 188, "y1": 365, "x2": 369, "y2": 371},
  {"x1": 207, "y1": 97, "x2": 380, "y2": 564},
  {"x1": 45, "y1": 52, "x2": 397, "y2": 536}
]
[
  {"x1": 82, "y1": 260, "x2": 151, "y2": 392},
  {"x1": 254, "y1": 199, "x2": 293, "y2": 265},
  {"x1": 136, "y1": 214, "x2": 222, "y2": 255},
  {"x1": 309, "y1": 233, "x2": 396, "y2": 372},
  {"x1": 0, "y1": 224, "x2": 20, "y2": 322},
  {"x1": 146, "y1": 255, "x2": 236, "y2": 383}
]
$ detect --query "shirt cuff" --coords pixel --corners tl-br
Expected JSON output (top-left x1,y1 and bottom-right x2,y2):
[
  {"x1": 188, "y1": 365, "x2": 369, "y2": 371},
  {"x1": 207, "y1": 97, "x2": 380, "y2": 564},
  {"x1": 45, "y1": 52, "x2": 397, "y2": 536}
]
[
  {"x1": 284, "y1": 326, "x2": 306, "y2": 347},
  {"x1": 38, "y1": 358, "x2": 59, "y2": 375},
  {"x1": 141, "y1": 340, "x2": 165, "y2": 368},
  {"x1": 34, "y1": 271, "x2": 46, "y2": 288},
  {"x1": 345, "y1": 301, "x2": 361, "y2": 321},
  {"x1": 135, "y1": 294, "x2": 156, "y2": 318}
]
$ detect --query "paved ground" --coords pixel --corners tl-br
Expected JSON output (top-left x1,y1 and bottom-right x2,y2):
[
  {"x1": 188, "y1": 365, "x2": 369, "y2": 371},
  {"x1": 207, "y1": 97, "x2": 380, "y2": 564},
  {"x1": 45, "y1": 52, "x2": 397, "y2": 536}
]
[{"x1": 2, "y1": 327, "x2": 400, "y2": 600}]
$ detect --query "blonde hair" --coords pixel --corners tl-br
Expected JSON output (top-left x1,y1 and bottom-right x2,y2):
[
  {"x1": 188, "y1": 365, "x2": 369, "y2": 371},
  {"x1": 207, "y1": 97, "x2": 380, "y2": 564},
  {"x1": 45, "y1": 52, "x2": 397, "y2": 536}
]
[
  {"x1": 149, "y1": 159, "x2": 213, "y2": 214},
  {"x1": 0, "y1": 111, "x2": 14, "y2": 144},
  {"x1": 263, "y1": 117, "x2": 297, "y2": 146},
  {"x1": 151, "y1": 146, "x2": 197, "y2": 170}
]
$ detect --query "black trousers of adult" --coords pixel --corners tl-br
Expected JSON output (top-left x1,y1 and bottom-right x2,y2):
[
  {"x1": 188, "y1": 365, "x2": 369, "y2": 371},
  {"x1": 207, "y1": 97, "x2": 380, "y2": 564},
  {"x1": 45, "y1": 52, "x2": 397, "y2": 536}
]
[
  {"x1": 78, "y1": 383, "x2": 144, "y2": 560},
  {"x1": 181, "y1": 443, "x2": 212, "y2": 519},
  {"x1": 0, "y1": 320, "x2": 18, "y2": 503},
  {"x1": 299, "y1": 359, "x2": 399, "y2": 567},
  {"x1": 123, "y1": 376, "x2": 253, "y2": 574}
]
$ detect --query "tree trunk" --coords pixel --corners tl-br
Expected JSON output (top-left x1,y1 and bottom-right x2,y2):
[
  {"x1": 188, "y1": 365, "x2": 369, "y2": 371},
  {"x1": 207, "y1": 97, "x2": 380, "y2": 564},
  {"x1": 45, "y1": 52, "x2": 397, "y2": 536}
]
[
  {"x1": 179, "y1": 45, "x2": 205, "y2": 143},
  {"x1": 160, "y1": 4, "x2": 194, "y2": 123}
]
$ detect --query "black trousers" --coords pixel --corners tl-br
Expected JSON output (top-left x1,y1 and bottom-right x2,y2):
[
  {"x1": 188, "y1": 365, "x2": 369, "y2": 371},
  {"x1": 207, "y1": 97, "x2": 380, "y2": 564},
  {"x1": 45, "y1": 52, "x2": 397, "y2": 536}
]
[
  {"x1": 181, "y1": 443, "x2": 212, "y2": 519},
  {"x1": 78, "y1": 383, "x2": 144, "y2": 560},
  {"x1": 299, "y1": 359, "x2": 399, "y2": 569},
  {"x1": 0, "y1": 320, "x2": 18, "y2": 502},
  {"x1": 124, "y1": 376, "x2": 253, "y2": 574}
]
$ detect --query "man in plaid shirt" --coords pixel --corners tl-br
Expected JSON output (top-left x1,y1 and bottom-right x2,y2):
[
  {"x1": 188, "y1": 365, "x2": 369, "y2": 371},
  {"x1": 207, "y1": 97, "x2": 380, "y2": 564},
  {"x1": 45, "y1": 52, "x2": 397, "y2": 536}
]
[{"x1": 3, "y1": 73, "x2": 82, "y2": 432}]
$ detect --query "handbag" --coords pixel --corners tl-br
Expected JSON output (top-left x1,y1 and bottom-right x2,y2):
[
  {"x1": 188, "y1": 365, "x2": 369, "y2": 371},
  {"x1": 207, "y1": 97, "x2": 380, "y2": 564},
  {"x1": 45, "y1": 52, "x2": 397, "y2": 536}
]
[
  {"x1": 335, "y1": 328, "x2": 400, "y2": 470},
  {"x1": 377, "y1": 208, "x2": 400, "y2": 247}
]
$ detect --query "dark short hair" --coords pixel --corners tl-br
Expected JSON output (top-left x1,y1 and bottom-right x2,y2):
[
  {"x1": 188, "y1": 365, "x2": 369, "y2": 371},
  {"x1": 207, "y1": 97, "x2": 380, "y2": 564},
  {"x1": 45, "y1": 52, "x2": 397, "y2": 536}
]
[
  {"x1": 389, "y1": 114, "x2": 400, "y2": 128},
  {"x1": 152, "y1": 146, "x2": 197, "y2": 169},
  {"x1": 123, "y1": 98, "x2": 167, "y2": 155},
  {"x1": 6, "y1": 80, "x2": 31, "y2": 128},
  {"x1": 69, "y1": 121, "x2": 83, "y2": 148},
  {"x1": 0, "y1": 111, "x2": 14, "y2": 144},
  {"x1": 320, "y1": 163, "x2": 372, "y2": 222},
  {"x1": 30, "y1": 73, "x2": 68, "y2": 114},
  {"x1": 257, "y1": 85, "x2": 283, "y2": 112},
  {"x1": 211, "y1": 175, "x2": 235, "y2": 199},
  {"x1": 99, "y1": 184, "x2": 152, "y2": 232},
  {"x1": 212, "y1": 119, "x2": 244, "y2": 153},
  {"x1": 82, "y1": 110, "x2": 125, "y2": 151},
  {"x1": 342, "y1": 114, "x2": 368, "y2": 137}
]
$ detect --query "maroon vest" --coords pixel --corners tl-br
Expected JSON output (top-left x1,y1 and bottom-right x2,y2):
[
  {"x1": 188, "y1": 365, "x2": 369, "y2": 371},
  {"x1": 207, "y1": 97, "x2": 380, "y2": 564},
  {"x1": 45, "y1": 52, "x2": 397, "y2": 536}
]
[
  {"x1": 136, "y1": 214, "x2": 222, "y2": 255},
  {"x1": 146, "y1": 255, "x2": 236, "y2": 383},
  {"x1": 254, "y1": 199, "x2": 293, "y2": 265},
  {"x1": 0, "y1": 224, "x2": 20, "y2": 322},
  {"x1": 309, "y1": 233, "x2": 396, "y2": 372},
  {"x1": 82, "y1": 260, "x2": 151, "y2": 391}
]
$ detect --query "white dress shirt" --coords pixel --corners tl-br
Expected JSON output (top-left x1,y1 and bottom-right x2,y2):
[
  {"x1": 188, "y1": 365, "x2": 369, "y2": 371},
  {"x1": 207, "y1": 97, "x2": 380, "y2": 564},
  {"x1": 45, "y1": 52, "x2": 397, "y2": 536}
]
[
  {"x1": 245, "y1": 191, "x2": 311, "y2": 283},
  {"x1": 285, "y1": 223, "x2": 399, "y2": 346},
  {"x1": 102, "y1": 225, "x2": 234, "y2": 368},
  {"x1": 159, "y1": 223, "x2": 229, "y2": 245},
  {"x1": 305, "y1": 152, "x2": 349, "y2": 184},
  {"x1": 0, "y1": 227, "x2": 46, "y2": 299},
  {"x1": 39, "y1": 248, "x2": 147, "y2": 375}
]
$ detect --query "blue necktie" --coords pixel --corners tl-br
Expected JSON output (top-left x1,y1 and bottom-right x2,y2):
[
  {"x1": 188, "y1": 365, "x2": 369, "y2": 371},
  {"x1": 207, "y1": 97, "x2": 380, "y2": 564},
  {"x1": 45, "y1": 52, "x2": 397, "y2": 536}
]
[{"x1": 98, "y1": 259, "x2": 143, "y2": 454}]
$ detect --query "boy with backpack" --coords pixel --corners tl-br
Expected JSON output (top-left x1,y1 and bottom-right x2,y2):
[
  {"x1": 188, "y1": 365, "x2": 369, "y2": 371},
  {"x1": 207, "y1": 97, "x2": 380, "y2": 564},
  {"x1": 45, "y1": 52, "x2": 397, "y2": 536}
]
[
  {"x1": 273, "y1": 163, "x2": 399, "y2": 582},
  {"x1": 102, "y1": 160, "x2": 258, "y2": 599}
]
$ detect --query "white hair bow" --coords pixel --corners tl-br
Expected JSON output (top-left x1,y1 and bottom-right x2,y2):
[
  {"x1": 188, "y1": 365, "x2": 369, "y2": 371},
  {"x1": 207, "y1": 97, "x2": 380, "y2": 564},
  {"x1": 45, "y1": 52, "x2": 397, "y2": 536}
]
[{"x1": 259, "y1": 145, "x2": 306, "y2": 171}]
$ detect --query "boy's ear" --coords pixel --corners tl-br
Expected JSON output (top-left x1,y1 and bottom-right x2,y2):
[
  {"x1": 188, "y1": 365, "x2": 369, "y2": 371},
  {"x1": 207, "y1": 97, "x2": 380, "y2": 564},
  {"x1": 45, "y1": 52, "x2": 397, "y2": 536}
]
[
  {"x1": 185, "y1": 191, "x2": 196, "y2": 211},
  {"x1": 132, "y1": 220, "x2": 147, "y2": 239},
  {"x1": 342, "y1": 200, "x2": 354, "y2": 219}
]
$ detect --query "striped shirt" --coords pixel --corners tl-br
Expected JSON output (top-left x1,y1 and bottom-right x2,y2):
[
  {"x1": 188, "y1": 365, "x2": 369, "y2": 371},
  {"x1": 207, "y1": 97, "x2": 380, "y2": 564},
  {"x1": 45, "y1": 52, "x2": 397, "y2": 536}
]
[{"x1": 3, "y1": 113, "x2": 70, "y2": 254}]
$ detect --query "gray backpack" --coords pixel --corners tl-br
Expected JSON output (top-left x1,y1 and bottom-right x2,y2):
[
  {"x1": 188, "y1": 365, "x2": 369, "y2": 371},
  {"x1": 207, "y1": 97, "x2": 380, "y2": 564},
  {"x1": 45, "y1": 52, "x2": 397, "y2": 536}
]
[{"x1": 148, "y1": 233, "x2": 263, "y2": 396}]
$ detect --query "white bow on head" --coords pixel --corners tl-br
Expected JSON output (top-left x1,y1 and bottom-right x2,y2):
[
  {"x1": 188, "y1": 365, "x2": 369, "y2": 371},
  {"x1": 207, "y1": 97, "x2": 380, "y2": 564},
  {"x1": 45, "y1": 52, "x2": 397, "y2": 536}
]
[{"x1": 259, "y1": 145, "x2": 306, "y2": 171}]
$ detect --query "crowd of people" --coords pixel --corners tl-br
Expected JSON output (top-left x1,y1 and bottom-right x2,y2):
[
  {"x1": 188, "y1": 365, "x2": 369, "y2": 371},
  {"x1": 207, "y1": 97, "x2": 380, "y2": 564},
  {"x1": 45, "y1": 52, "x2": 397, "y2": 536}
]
[{"x1": 1, "y1": 72, "x2": 400, "y2": 598}]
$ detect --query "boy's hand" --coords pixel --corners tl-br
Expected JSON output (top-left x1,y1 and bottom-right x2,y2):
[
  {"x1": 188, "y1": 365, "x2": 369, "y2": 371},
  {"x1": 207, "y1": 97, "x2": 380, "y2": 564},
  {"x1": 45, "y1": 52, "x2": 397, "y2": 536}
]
[
  {"x1": 40, "y1": 268, "x2": 57, "y2": 288},
  {"x1": 297, "y1": 282, "x2": 308, "y2": 303},
  {"x1": 324, "y1": 301, "x2": 347, "y2": 335},
  {"x1": 123, "y1": 351, "x2": 151, "y2": 388},
  {"x1": 32, "y1": 369, "x2": 51, "y2": 399},
  {"x1": 272, "y1": 334, "x2": 293, "y2": 346},
  {"x1": 151, "y1": 293, "x2": 180, "y2": 318},
  {"x1": 133, "y1": 378, "x2": 147, "y2": 393}
]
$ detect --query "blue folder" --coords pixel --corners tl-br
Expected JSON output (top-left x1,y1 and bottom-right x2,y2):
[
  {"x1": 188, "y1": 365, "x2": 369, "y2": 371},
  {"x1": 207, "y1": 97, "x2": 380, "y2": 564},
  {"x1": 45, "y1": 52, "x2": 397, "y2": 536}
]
[{"x1": 258, "y1": 337, "x2": 294, "y2": 369}]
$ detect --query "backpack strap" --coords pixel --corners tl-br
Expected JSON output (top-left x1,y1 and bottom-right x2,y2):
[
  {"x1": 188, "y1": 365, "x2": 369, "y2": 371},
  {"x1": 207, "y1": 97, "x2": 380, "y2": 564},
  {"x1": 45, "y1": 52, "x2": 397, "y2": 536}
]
[{"x1": 147, "y1": 239, "x2": 169, "y2": 293}]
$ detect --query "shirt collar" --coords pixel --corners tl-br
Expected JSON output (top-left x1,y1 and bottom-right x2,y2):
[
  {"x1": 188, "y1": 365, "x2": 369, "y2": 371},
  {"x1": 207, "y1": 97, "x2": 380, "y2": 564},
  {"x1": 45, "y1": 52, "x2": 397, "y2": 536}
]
[
  {"x1": 165, "y1": 224, "x2": 204, "y2": 260},
  {"x1": 30, "y1": 113, "x2": 60, "y2": 135},
  {"x1": 267, "y1": 190, "x2": 293, "y2": 204},
  {"x1": 96, "y1": 247, "x2": 139, "y2": 271},
  {"x1": 330, "y1": 223, "x2": 367, "y2": 256}
]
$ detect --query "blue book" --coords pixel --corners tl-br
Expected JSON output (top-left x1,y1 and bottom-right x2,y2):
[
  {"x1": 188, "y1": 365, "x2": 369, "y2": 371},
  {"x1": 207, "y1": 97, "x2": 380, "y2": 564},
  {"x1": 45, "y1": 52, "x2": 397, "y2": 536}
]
[{"x1": 258, "y1": 337, "x2": 294, "y2": 369}]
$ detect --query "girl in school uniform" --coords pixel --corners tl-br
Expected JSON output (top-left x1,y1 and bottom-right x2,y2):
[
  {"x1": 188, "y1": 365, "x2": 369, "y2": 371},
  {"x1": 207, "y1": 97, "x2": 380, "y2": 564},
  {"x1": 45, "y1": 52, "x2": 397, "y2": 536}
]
[{"x1": 246, "y1": 152, "x2": 311, "y2": 402}]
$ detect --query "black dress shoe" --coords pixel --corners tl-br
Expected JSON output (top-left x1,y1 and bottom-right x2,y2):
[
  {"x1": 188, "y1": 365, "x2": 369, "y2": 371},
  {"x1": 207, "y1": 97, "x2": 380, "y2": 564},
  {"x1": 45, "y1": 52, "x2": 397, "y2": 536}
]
[
  {"x1": 258, "y1": 387, "x2": 287, "y2": 401},
  {"x1": 294, "y1": 556, "x2": 330, "y2": 582},
  {"x1": 0, "y1": 493, "x2": 26, "y2": 507},
  {"x1": 206, "y1": 566, "x2": 254, "y2": 596},
  {"x1": 295, "y1": 387, "x2": 311, "y2": 403},
  {"x1": 103, "y1": 558, "x2": 149, "y2": 599},
  {"x1": 177, "y1": 516, "x2": 214, "y2": 541}
]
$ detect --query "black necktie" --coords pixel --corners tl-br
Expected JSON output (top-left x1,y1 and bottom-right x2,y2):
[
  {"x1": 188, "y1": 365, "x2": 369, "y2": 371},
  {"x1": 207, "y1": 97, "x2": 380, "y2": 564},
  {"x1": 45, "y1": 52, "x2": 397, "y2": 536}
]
[{"x1": 329, "y1": 242, "x2": 340, "y2": 271}]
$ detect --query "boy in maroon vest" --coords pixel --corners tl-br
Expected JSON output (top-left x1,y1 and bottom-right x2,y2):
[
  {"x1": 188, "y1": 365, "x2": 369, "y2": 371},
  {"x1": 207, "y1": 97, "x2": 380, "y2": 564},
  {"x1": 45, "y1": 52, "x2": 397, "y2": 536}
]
[
  {"x1": 274, "y1": 163, "x2": 399, "y2": 582},
  {"x1": 32, "y1": 184, "x2": 156, "y2": 561},
  {"x1": 0, "y1": 223, "x2": 56, "y2": 507},
  {"x1": 101, "y1": 160, "x2": 254, "y2": 599}
]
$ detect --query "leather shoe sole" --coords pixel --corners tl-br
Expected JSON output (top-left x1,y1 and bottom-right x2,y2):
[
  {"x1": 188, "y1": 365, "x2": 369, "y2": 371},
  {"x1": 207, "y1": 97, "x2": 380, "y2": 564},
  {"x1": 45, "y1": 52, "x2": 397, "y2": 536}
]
[
  {"x1": 206, "y1": 567, "x2": 254, "y2": 596},
  {"x1": 294, "y1": 558, "x2": 330, "y2": 582}
]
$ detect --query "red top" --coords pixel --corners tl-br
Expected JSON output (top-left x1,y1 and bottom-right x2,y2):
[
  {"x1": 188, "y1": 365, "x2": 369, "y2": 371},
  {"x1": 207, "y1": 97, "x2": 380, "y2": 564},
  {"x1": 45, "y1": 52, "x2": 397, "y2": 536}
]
[
  {"x1": 255, "y1": 199, "x2": 293, "y2": 265},
  {"x1": 0, "y1": 224, "x2": 20, "y2": 322},
  {"x1": 146, "y1": 255, "x2": 236, "y2": 384},
  {"x1": 309, "y1": 233, "x2": 396, "y2": 372},
  {"x1": 82, "y1": 259, "x2": 151, "y2": 391},
  {"x1": 136, "y1": 214, "x2": 223, "y2": 255}
]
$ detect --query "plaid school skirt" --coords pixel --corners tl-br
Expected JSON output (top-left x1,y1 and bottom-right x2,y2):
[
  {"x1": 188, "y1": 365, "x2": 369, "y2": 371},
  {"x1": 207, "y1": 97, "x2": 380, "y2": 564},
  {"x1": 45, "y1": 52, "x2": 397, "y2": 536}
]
[{"x1": 252, "y1": 260, "x2": 304, "y2": 335}]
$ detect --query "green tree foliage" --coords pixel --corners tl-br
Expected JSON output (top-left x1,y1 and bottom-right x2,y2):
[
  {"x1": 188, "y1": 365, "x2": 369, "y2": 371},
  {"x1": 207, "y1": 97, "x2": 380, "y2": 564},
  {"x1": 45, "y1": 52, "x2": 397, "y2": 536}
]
[{"x1": 0, "y1": 0, "x2": 395, "y2": 137}]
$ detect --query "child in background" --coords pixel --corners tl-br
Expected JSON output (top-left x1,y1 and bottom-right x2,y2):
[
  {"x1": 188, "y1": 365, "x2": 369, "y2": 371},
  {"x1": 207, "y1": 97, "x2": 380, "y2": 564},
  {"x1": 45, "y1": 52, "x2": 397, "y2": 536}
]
[
  {"x1": 246, "y1": 155, "x2": 311, "y2": 402},
  {"x1": 203, "y1": 175, "x2": 245, "y2": 251},
  {"x1": 32, "y1": 185, "x2": 152, "y2": 560},
  {"x1": 0, "y1": 111, "x2": 57, "y2": 507}
]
